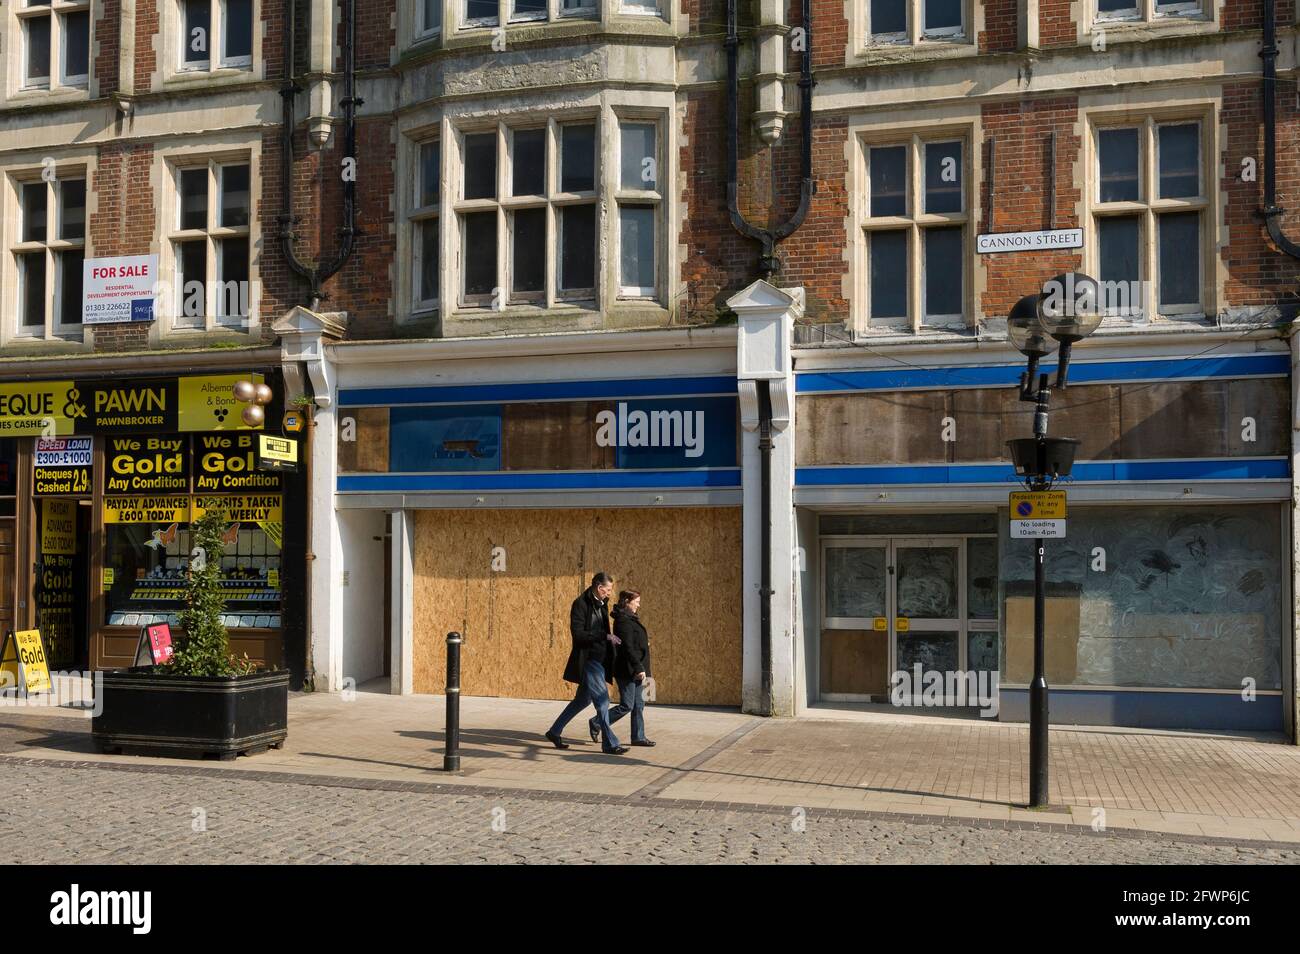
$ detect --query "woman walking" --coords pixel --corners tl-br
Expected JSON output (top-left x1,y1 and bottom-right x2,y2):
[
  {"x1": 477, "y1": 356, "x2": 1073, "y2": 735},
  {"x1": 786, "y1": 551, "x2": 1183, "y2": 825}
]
[{"x1": 591, "y1": 590, "x2": 654, "y2": 747}]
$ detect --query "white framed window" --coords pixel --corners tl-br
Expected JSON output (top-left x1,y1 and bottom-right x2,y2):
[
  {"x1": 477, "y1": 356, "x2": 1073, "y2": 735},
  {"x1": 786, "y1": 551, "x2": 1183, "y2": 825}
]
[
  {"x1": 860, "y1": 135, "x2": 968, "y2": 329},
  {"x1": 460, "y1": 0, "x2": 597, "y2": 30},
  {"x1": 620, "y1": 0, "x2": 658, "y2": 15},
  {"x1": 167, "y1": 158, "x2": 253, "y2": 330},
  {"x1": 411, "y1": 139, "x2": 441, "y2": 312},
  {"x1": 1096, "y1": 0, "x2": 1202, "y2": 23},
  {"x1": 10, "y1": 173, "x2": 86, "y2": 339},
  {"x1": 616, "y1": 119, "x2": 660, "y2": 298},
  {"x1": 178, "y1": 0, "x2": 254, "y2": 72},
  {"x1": 451, "y1": 119, "x2": 599, "y2": 307},
  {"x1": 15, "y1": 0, "x2": 91, "y2": 91},
  {"x1": 867, "y1": 0, "x2": 965, "y2": 45},
  {"x1": 1090, "y1": 117, "x2": 1206, "y2": 318}
]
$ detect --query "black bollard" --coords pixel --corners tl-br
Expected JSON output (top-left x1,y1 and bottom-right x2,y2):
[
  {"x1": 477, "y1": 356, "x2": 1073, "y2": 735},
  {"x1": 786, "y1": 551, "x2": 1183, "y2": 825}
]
[{"x1": 444, "y1": 632, "x2": 462, "y2": 772}]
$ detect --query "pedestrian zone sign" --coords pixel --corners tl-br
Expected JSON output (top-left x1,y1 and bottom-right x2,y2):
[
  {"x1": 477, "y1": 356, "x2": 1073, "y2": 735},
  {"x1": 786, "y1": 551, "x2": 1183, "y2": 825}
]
[{"x1": 1009, "y1": 491, "x2": 1066, "y2": 539}]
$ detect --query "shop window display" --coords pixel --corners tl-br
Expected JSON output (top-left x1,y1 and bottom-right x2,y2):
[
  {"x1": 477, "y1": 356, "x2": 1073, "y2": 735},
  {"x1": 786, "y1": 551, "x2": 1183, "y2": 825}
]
[{"x1": 105, "y1": 521, "x2": 281, "y2": 630}]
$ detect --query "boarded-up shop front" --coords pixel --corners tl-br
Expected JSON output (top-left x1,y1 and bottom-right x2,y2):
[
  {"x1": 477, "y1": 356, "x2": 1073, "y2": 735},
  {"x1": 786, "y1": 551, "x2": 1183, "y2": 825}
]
[
  {"x1": 334, "y1": 362, "x2": 746, "y2": 706},
  {"x1": 794, "y1": 350, "x2": 1293, "y2": 731},
  {"x1": 411, "y1": 507, "x2": 742, "y2": 705}
]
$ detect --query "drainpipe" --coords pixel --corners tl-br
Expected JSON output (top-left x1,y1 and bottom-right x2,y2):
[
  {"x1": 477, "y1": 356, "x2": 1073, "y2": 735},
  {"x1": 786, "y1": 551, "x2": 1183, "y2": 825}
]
[
  {"x1": 726, "y1": 0, "x2": 815, "y2": 277},
  {"x1": 758, "y1": 381, "x2": 774, "y2": 712},
  {"x1": 280, "y1": 0, "x2": 363, "y2": 308},
  {"x1": 1261, "y1": 0, "x2": 1300, "y2": 260}
]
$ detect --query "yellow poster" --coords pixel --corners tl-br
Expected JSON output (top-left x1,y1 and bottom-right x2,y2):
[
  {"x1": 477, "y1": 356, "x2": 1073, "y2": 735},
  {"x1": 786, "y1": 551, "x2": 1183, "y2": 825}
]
[
  {"x1": 192, "y1": 494, "x2": 282, "y2": 523},
  {"x1": 103, "y1": 496, "x2": 191, "y2": 524},
  {"x1": 260, "y1": 522, "x2": 283, "y2": 548},
  {"x1": 0, "y1": 382, "x2": 76, "y2": 436},
  {"x1": 103, "y1": 567, "x2": 115, "y2": 591},
  {"x1": 40, "y1": 500, "x2": 77, "y2": 556},
  {"x1": 1, "y1": 630, "x2": 52, "y2": 694},
  {"x1": 178, "y1": 374, "x2": 265, "y2": 432}
]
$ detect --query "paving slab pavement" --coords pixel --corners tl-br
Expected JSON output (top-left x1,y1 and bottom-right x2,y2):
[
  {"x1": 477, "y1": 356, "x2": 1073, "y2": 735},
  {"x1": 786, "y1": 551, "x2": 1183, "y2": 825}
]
[{"x1": 3, "y1": 687, "x2": 1298, "y2": 846}]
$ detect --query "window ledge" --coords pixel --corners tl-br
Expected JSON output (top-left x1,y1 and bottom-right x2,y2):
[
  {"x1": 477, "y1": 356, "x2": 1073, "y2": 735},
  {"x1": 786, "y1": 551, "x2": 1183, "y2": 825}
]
[
  {"x1": 3, "y1": 85, "x2": 92, "y2": 108},
  {"x1": 1085, "y1": 14, "x2": 1216, "y2": 42},
  {"x1": 852, "y1": 39, "x2": 978, "y2": 67},
  {"x1": 161, "y1": 67, "x2": 259, "y2": 92}
]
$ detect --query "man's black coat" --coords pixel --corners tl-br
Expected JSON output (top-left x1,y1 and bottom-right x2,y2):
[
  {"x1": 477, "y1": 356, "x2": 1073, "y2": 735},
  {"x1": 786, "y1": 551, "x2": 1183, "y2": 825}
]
[{"x1": 563, "y1": 587, "x2": 614, "y2": 684}]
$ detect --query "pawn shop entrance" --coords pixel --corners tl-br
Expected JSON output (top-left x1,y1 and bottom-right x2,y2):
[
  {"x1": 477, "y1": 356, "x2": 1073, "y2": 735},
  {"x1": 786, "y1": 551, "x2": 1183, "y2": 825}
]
[
  {"x1": 818, "y1": 521, "x2": 1000, "y2": 703},
  {"x1": 34, "y1": 497, "x2": 92, "y2": 671}
]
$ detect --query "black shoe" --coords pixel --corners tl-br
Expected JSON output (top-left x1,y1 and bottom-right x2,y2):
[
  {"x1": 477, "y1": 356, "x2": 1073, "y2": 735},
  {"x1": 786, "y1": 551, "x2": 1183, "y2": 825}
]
[
  {"x1": 603, "y1": 746, "x2": 629, "y2": 755},
  {"x1": 588, "y1": 720, "x2": 600, "y2": 743},
  {"x1": 545, "y1": 732, "x2": 569, "y2": 750},
  {"x1": 631, "y1": 739, "x2": 656, "y2": 747}
]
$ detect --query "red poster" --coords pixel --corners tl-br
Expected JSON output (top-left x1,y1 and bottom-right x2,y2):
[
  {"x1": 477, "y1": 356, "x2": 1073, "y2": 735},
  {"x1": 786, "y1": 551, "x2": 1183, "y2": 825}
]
[{"x1": 147, "y1": 623, "x2": 174, "y2": 664}]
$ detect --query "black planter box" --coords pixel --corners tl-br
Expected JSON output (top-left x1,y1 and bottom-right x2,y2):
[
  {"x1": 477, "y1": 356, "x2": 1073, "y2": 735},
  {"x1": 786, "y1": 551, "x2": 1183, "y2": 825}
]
[{"x1": 92, "y1": 669, "x2": 290, "y2": 760}]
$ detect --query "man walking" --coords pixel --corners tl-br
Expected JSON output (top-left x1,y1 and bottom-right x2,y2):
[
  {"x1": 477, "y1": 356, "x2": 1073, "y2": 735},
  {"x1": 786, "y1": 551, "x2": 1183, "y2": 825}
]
[{"x1": 544, "y1": 572, "x2": 628, "y2": 755}]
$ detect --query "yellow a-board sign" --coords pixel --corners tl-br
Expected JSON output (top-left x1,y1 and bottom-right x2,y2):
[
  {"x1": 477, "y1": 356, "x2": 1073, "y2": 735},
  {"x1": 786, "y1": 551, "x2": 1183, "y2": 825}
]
[{"x1": 0, "y1": 630, "x2": 53, "y2": 694}]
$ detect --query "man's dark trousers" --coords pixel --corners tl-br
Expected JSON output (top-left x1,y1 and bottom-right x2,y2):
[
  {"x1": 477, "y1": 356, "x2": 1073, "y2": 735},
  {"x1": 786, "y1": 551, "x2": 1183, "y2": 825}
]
[{"x1": 548, "y1": 657, "x2": 620, "y2": 750}]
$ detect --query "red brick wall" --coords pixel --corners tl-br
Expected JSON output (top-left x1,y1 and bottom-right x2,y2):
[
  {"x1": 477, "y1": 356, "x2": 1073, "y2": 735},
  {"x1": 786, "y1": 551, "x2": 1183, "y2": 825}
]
[
  {"x1": 980, "y1": 0, "x2": 1019, "y2": 53},
  {"x1": 94, "y1": 0, "x2": 120, "y2": 92},
  {"x1": 134, "y1": 0, "x2": 158, "y2": 90},
  {"x1": 1040, "y1": 0, "x2": 1076, "y2": 48},
  {"x1": 980, "y1": 97, "x2": 1084, "y2": 318},
  {"x1": 1222, "y1": 80, "x2": 1300, "y2": 308}
]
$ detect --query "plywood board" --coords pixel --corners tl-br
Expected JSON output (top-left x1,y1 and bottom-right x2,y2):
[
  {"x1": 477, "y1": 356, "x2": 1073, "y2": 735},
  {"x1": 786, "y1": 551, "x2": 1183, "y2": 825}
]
[
  {"x1": 337, "y1": 407, "x2": 390, "y2": 472},
  {"x1": 796, "y1": 392, "x2": 951, "y2": 466},
  {"x1": 820, "y1": 629, "x2": 888, "y2": 695},
  {"x1": 1004, "y1": 596, "x2": 1081, "y2": 685},
  {"x1": 502, "y1": 402, "x2": 613, "y2": 471},
  {"x1": 413, "y1": 507, "x2": 742, "y2": 705}
]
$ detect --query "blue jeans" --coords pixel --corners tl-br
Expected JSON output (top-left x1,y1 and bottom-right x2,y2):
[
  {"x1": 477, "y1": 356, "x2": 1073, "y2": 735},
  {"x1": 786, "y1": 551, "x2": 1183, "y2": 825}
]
[
  {"x1": 593, "y1": 676, "x2": 646, "y2": 743},
  {"x1": 548, "y1": 658, "x2": 620, "y2": 751}
]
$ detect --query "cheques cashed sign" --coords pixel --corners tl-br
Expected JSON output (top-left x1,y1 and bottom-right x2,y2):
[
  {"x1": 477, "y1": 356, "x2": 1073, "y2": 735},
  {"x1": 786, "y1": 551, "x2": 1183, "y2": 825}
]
[{"x1": 0, "y1": 375, "x2": 265, "y2": 436}]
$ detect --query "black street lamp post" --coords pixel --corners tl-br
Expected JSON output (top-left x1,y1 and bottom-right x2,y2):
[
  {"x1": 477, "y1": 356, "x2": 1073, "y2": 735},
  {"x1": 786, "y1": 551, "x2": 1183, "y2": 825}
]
[{"x1": 1006, "y1": 273, "x2": 1102, "y2": 808}]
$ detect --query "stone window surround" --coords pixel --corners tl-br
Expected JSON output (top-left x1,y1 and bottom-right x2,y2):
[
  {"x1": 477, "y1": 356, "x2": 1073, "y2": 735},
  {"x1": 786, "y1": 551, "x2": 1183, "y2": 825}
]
[
  {"x1": 395, "y1": 90, "x2": 675, "y2": 328},
  {"x1": 154, "y1": 138, "x2": 263, "y2": 339},
  {"x1": 2, "y1": 0, "x2": 96, "y2": 105},
  {"x1": 850, "y1": 112, "x2": 979, "y2": 335},
  {"x1": 847, "y1": 0, "x2": 983, "y2": 63},
  {"x1": 398, "y1": 0, "x2": 674, "y2": 50},
  {"x1": 158, "y1": 0, "x2": 263, "y2": 90},
  {"x1": 1079, "y1": 0, "x2": 1221, "y2": 44},
  {"x1": 0, "y1": 154, "x2": 96, "y2": 347},
  {"x1": 1082, "y1": 99, "x2": 1217, "y2": 322}
]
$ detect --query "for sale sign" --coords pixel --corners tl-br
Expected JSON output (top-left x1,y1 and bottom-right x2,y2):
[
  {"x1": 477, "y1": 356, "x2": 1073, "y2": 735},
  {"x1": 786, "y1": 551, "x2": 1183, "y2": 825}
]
[{"x1": 83, "y1": 255, "x2": 158, "y2": 325}]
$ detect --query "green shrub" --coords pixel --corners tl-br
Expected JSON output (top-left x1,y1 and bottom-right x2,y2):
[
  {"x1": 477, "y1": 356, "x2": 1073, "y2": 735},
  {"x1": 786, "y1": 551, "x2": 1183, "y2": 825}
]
[{"x1": 170, "y1": 509, "x2": 254, "y2": 677}]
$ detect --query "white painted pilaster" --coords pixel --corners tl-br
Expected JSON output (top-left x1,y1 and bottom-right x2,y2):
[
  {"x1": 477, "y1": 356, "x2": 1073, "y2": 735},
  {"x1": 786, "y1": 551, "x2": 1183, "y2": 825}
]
[
  {"x1": 390, "y1": 509, "x2": 415, "y2": 696},
  {"x1": 730, "y1": 281, "x2": 800, "y2": 716},
  {"x1": 276, "y1": 307, "x2": 346, "y2": 691}
]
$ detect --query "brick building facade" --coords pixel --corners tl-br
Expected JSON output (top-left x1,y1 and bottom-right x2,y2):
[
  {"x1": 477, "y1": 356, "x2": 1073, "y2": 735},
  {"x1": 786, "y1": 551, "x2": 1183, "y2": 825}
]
[{"x1": 2, "y1": 1, "x2": 1299, "y2": 736}]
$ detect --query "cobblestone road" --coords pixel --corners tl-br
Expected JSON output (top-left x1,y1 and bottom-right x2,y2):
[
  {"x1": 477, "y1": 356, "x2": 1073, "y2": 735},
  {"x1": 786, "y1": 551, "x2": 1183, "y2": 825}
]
[{"x1": 1, "y1": 762, "x2": 1297, "y2": 864}]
